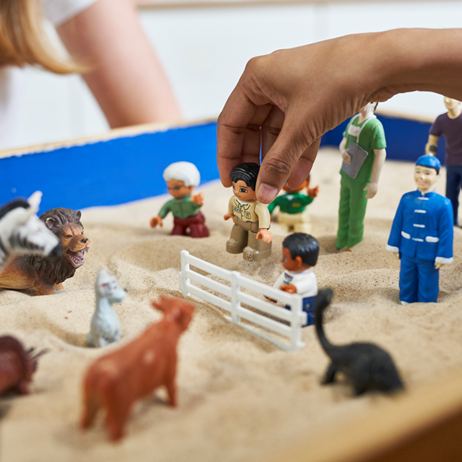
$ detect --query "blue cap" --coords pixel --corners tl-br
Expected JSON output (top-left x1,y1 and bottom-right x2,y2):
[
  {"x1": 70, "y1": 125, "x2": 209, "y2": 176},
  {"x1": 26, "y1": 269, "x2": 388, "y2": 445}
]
[{"x1": 416, "y1": 155, "x2": 441, "y2": 170}]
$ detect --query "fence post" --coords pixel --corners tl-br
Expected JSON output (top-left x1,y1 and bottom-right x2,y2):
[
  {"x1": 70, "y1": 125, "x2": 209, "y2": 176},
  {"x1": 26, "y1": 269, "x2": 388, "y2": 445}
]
[
  {"x1": 290, "y1": 295, "x2": 303, "y2": 351},
  {"x1": 231, "y1": 271, "x2": 240, "y2": 324},
  {"x1": 180, "y1": 250, "x2": 190, "y2": 298}
]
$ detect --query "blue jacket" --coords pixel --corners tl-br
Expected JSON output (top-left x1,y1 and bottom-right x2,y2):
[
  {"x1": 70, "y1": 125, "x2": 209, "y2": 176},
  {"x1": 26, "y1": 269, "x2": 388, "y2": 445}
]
[{"x1": 387, "y1": 190, "x2": 453, "y2": 264}]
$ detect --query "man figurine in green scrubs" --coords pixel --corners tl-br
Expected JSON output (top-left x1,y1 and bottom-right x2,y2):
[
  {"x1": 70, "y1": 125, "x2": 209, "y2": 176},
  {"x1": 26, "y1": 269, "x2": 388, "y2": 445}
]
[{"x1": 336, "y1": 102, "x2": 387, "y2": 250}]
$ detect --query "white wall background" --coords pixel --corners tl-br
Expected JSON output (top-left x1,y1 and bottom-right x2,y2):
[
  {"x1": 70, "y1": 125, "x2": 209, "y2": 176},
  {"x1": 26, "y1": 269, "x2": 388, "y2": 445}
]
[{"x1": 3, "y1": 1, "x2": 462, "y2": 150}]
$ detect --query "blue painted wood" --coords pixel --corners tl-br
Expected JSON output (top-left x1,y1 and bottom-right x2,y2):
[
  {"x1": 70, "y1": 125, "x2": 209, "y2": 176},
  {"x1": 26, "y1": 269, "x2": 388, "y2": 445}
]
[
  {"x1": 0, "y1": 122, "x2": 218, "y2": 213},
  {"x1": 0, "y1": 115, "x2": 444, "y2": 213}
]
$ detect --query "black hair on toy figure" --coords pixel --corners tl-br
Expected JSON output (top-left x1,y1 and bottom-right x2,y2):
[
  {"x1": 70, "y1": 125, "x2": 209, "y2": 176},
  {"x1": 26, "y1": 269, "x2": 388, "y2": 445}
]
[
  {"x1": 283, "y1": 233, "x2": 319, "y2": 267},
  {"x1": 230, "y1": 163, "x2": 260, "y2": 191},
  {"x1": 315, "y1": 289, "x2": 404, "y2": 396}
]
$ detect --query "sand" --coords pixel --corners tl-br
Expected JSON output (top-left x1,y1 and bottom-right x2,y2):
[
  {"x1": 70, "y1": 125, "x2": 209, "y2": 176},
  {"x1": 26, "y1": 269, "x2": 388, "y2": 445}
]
[{"x1": 1, "y1": 147, "x2": 462, "y2": 462}]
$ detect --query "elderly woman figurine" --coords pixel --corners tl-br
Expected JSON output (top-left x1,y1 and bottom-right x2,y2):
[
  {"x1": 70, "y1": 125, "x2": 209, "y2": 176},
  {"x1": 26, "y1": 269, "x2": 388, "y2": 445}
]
[{"x1": 150, "y1": 162, "x2": 209, "y2": 238}]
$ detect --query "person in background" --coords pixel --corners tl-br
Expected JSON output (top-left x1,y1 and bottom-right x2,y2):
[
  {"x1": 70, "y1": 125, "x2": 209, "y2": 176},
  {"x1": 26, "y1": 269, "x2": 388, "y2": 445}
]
[{"x1": 0, "y1": 0, "x2": 181, "y2": 147}]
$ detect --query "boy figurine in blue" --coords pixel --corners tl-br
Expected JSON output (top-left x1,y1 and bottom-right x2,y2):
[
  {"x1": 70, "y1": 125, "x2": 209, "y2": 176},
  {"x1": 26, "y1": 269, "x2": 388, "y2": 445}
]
[
  {"x1": 273, "y1": 233, "x2": 319, "y2": 326},
  {"x1": 387, "y1": 155, "x2": 453, "y2": 304}
]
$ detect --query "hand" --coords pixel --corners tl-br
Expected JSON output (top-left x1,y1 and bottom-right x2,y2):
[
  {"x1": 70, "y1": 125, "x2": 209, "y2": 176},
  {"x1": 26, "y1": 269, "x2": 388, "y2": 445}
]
[
  {"x1": 280, "y1": 284, "x2": 297, "y2": 294},
  {"x1": 435, "y1": 263, "x2": 444, "y2": 270},
  {"x1": 223, "y1": 213, "x2": 234, "y2": 221},
  {"x1": 256, "y1": 229, "x2": 273, "y2": 243},
  {"x1": 217, "y1": 29, "x2": 462, "y2": 204},
  {"x1": 150, "y1": 216, "x2": 163, "y2": 228},
  {"x1": 307, "y1": 185, "x2": 319, "y2": 198},
  {"x1": 342, "y1": 152, "x2": 351, "y2": 164},
  {"x1": 364, "y1": 182, "x2": 378, "y2": 199},
  {"x1": 394, "y1": 253, "x2": 400, "y2": 260},
  {"x1": 191, "y1": 192, "x2": 204, "y2": 206}
]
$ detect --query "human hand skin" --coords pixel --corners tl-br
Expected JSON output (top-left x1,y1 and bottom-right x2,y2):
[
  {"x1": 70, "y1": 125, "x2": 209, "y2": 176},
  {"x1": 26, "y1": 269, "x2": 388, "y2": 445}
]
[{"x1": 217, "y1": 29, "x2": 462, "y2": 203}]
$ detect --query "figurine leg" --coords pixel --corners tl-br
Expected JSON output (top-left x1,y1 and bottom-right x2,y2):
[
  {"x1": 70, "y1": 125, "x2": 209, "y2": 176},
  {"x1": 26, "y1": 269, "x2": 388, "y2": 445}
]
[
  {"x1": 346, "y1": 182, "x2": 368, "y2": 249},
  {"x1": 399, "y1": 255, "x2": 418, "y2": 304},
  {"x1": 293, "y1": 211, "x2": 311, "y2": 234},
  {"x1": 336, "y1": 177, "x2": 351, "y2": 249},
  {"x1": 80, "y1": 389, "x2": 100, "y2": 429},
  {"x1": 34, "y1": 282, "x2": 55, "y2": 296},
  {"x1": 171, "y1": 223, "x2": 187, "y2": 236},
  {"x1": 276, "y1": 213, "x2": 290, "y2": 232},
  {"x1": 188, "y1": 212, "x2": 210, "y2": 238},
  {"x1": 166, "y1": 378, "x2": 177, "y2": 407},
  {"x1": 416, "y1": 259, "x2": 439, "y2": 303},
  {"x1": 446, "y1": 166, "x2": 461, "y2": 225},
  {"x1": 321, "y1": 363, "x2": 337, "y2": 384},
  {"x1": 104, "y1": 393, "x2": 130, "y2": 442},
  {"x1": 244, "y1": 232, "x2": 272, "y2": 261},
  {"x1": 54, "y1": 283, "x2": 64, "y2": 291},
  {"x1": 226, "y1": 221, "x2": 247, "y2": 254}
]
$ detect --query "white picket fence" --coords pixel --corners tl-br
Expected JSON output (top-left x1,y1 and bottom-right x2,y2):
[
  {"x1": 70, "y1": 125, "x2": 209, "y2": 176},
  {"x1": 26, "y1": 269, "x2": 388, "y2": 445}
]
[{"x1": 179, "y1": 250, "x2": 307, "y2": 351}]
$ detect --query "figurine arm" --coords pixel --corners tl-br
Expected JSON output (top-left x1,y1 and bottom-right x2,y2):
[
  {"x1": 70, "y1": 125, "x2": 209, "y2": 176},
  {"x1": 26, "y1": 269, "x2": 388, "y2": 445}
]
[
  {"x1": 435, "y1": 200, "x2": 454, "y2": 268},
  {"x1": 255, "y1": 203, "x2": 273, "y2": 242},
  {"x1": 364, "y1": 148, "x2": 386, "y2": 199},
  {"x1": 191, "y1": 192, "x2": 204, "y2": 206},
  {"x1": 425, "y1": 135, "x2": 440, "y2": 155},
  {"x1": 340, "y1": 138, "x2": 351, "y2": 164},
  {"x1": 224, "y1": 197, "x2": 235, "y2": 220},
  {"x1": 387, "y1": 196, "x2": 405, "y2": 253}
]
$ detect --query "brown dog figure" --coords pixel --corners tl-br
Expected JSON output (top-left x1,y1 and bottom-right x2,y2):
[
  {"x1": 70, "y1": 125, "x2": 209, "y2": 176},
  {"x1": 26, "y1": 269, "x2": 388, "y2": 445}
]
[
  {"x1": 80, "y1": 296, "x2": 195, "y2": 442},
  {"x1": 0, "y1": 208, "x2": 91, "y2": 295}
]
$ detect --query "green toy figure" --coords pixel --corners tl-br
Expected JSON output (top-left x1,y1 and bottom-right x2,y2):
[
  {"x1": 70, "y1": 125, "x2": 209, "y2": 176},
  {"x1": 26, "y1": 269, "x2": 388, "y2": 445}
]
[
  {"x1": 336, "y1": 102, "x2": 387, "y2": 250},
  {"x1": 268, "y1": 175, "x2": 319, "y2": 234}
]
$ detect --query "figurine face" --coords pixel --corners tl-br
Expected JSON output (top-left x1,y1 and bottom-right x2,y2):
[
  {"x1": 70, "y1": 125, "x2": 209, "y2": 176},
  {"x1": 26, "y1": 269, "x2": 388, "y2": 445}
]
[
  {"x1": 281, "y1": 247, "x2": 308, "y2": 272},
  {"x1": 282, "y1": 178, "x2": 309, "y2": 193},
  {"x1": 232, "y1": 180, "x2": 256, "y2": 201},
  {"x1": 444, "y1": 97, "x2": 461, "y2": 111},
  {"x1": 166, "y1": 180, "x2": 194, "y2": 198},
  {"x1": 414, "y1": 166, "x2": 439, "y2": 193}
]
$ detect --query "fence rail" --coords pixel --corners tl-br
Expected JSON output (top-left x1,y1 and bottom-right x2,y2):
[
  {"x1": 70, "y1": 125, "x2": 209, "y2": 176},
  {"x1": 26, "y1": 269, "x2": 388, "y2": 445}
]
[{"x1": 179, "y1": 250, "x2": 307, "y2": 351}]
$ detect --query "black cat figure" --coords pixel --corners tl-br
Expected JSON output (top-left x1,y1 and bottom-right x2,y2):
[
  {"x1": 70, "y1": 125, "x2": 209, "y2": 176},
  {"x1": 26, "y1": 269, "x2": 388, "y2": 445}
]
[{"x1": 315, "y1": 289, "x2": 404, "y2": 396}]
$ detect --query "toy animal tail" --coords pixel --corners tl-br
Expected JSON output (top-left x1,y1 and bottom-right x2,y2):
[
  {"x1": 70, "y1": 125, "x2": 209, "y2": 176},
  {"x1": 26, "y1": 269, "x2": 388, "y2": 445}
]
[{"x1": 314, "y1": 288, "x2": 335, "y2": 355}]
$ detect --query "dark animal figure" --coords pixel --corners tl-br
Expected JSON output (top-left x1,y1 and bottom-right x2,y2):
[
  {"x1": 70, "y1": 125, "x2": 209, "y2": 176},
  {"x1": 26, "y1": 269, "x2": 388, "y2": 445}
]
[
  {"x1": 0, "y1": 336, "x2": 47, "y2": 396},
  {"x1": 0, "y1": 208, "x2": 91, "y2": 295},
  {"x1": 315, "y1": 289, "x2": 404, "y2": 395},
  {"x1": 80, "y1": 296, "x2": 195, "y2": 442}
]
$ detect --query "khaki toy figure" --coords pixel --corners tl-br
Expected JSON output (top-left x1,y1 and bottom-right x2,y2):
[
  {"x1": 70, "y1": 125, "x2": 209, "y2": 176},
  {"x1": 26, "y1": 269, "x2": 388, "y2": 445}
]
[
  {"x1": 268, "y1": 175, "x2": 319, "y2": 233},
  {"x1": 337, "y1": 102, "x2": 387, "y2": 250},
  {"x1": 150, "y1": 162, "x2": 209, "y2": 238},
  {"x1": 224, "y1": 162, "x2": 273, "y2": 261},
  {"x1": 426, "y1": 97, "x2": 462, "y2": 226}
]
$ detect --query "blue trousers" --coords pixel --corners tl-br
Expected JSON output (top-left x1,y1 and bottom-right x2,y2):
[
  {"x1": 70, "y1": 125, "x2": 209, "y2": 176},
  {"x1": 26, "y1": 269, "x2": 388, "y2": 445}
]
[
  {"x1": 286, "y1": 296, "x2": 315, "y2": 327},
  {"x1": 446, "y1": 165, "x2": 462, "y2": 225},
  {"x1": 399, "y1": 255, "x2": 439, "y2": 303}
]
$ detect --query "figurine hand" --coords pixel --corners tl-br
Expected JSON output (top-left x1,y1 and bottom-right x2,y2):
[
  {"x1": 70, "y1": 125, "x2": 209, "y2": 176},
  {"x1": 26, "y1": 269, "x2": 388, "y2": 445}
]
[
  {"x1": 150, "y1": 216, "x2": 163, "y2": 228},
  {"x1": 191, "y1": 192, "x2": 204, "y2": 206},
  {"x1": 280, "y1": 284, "x2": 297, "y2": 294},
  {"x1": 364, "y1": 182, "x2": 378, "y2": 199},
  {"x1": 308, "y1": 185, "x2": 319, "y2": 198},
  {"x1": 394, "y1": 253, "x2": 400, "y2": 260},
  {"x1": 256, "y1": 229, "x2": 273, "y2": 243},
  {"x1": 223, "y1": 213, "x2": 234, "y2": 221},
  {"x1": 342, "y1": 152, "x2": 351, "y2": 164},
  {"x1": 435, "y1": 263, "x2": 444, "y2": 270}
]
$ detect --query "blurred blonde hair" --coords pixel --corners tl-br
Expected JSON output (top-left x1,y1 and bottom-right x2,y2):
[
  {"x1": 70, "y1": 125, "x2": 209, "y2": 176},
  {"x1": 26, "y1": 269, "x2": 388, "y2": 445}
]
[{"x1": 0, "y1": 0, "x2": 79, "y2": 74}]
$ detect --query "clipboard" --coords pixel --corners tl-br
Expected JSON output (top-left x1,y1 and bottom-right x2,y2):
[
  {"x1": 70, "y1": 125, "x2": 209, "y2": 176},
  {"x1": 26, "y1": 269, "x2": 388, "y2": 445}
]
[{"x1": 341, "y1": 142, "x2": 368, "y2": 179}]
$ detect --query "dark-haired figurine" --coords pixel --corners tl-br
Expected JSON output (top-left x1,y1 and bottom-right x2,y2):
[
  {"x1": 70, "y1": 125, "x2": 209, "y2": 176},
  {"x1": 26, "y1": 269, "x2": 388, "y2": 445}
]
[
  {"x1": 150, "y1": 162, "x2": 209, "y2": 238},
  {"x1": 337, "y1": 102, "x2": 387, "y2": 250},
  {"x1": 387, "y1": 155, "x2": 453, "y2": 304},
  {"x1": 224, "y1": 162, "x2": 273, "y2": 261},
  {"x1": 315, "y1": 289, "x2": 404, "y2": 396},
  {"x1": 273, "y1": 233, "x2": 319, "y2": 326}
]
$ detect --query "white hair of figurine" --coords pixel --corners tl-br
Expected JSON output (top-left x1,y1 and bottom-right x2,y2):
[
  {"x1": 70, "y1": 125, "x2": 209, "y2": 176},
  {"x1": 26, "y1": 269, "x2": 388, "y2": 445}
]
[
  {"x1": 163, "y1": 162, "x2": 200, "y2": 187},
  {"x1": 87, "y1": 269, "x2": 126, "y2": 348}
]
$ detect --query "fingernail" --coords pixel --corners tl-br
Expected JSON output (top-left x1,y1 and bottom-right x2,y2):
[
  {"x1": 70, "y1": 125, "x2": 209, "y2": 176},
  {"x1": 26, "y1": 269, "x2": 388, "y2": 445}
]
[{"x1": 258, "y1": 184, "x2": 278, "y2": 203}]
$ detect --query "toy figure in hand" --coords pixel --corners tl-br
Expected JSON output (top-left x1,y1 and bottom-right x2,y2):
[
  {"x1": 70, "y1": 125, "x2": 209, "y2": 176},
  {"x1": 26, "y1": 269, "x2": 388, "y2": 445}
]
[
  {"x1": 224, "y1": 162, "x2": 273, "y2": 261},
  {"x1": 337, "y1": 102, "x2": 387, "y2": 250},
  {"x1": 268, "y1": 175, "x2": 319, "y2": 233},
  {"x1": 315, "y1": 289, "x2": 404, "y2": 396},
  {"x1": 426, "y1": 97, "x2": 462, "y2": 226},
  {"x1": 150, "y1": 162, "x2": 209, "y2": 238},
  {"x1": 387, "y1": 155, "x2": 453, "y2": 304},
  {"x1": 273, "y1": 233, "x2": 319, "y2": 326},
  {"x1": 0, "y1": 208, "x2": 91, "y2": 296}
]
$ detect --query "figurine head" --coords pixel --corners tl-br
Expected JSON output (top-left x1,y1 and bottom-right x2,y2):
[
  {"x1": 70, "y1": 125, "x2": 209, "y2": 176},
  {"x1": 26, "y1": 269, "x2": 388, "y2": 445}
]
[
  {"x1": 414, "y1": 155, "x2": 440, "y2": 193},
  {"x1": 163, "y1": 162, "x2": 200, "y2": 199},
  {"x1": 282, "y1": 175, "x2": 310, "y2": 193},
  {"x1": 230, "y1": 162, "x2": 260, "y2": 201},
  {"x1": 444, "y1": 97, "x2": 461, "y2": 111},
  {"x1": 96, "y1": 269, "x2": 126, "y2": 304},
  {"x1": 359, "y1": 102, "x2": 378, "y2": 117},
  {"x1": 281, "y1": 233, "x2": 319, "y2": 272},
  {"x1": 151, "y1": 296, "x2": 195, "y2": 332}
]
